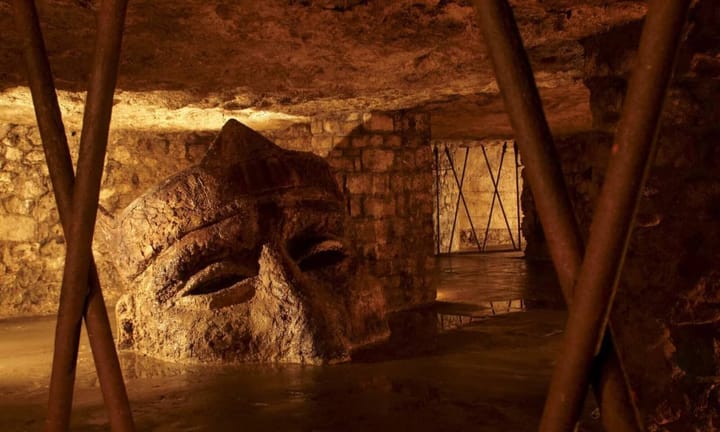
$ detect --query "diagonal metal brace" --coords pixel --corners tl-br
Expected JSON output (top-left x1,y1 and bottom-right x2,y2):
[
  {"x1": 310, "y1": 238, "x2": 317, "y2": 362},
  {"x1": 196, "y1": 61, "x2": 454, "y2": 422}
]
[
  {"x1": 11, "y1": 0, "x2": 135, "y2": 431},
  {"x1": 445, "y1": 146, "x2": 483, "y2": 252},
  {"x1": 539, "y1": 1, "x2": 692, "y2": 430},
  {"x1": 480, "y1": 142, "x2": 516, "y2": 251},
  {"x1": 471, "y1": 0, "x2": 643, "y2": 430},
  {"x1": 12, "y1": 1, "x2": 135, "y2": 431}
]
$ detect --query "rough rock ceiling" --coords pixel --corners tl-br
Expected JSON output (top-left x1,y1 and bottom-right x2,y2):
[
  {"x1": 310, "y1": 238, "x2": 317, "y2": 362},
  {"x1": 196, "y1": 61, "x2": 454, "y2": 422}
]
[{"x1": 0, "y1": 0, "x2": 646, "y2": 137}]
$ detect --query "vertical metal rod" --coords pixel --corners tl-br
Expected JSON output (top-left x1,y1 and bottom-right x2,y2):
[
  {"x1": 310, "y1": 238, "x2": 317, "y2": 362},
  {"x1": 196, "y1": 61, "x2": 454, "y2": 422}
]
[
  {"x1": 434, "y1": 145, "x2": 441, "y2": 255},
  {"x1": 445, "y1": 146, "x2": 483, "y2": 252},
  {"x1": 539, "y1": 1, "x2": 691, "y2": 431},
  {"x1": 471, "y1": 0, "x2": 642, "y2": 430},
  {"x1": 446, "y1": 146, "x2": 469, "y2": 253},
  {"x1": 45, "y1": 0, "x2": 130, "y2": 430},
  {"x1": 474, "y1": 0, "x2": 583, "y2": 299},
  {"x1": 481, "y1": 143, "x2": 516, "y2": 251},
  {"x1": 12, "y1": 1, "x2": 135, "y2": 431},
  {"x1": 514, "y1": 141, "x2": 521, "y2": 251}
]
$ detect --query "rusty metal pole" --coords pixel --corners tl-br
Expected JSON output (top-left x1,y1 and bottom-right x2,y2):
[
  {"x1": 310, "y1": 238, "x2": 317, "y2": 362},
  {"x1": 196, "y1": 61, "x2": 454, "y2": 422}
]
[
  {"x1": 434, "y1": 145, "x2": 441, "y2": 255},
  {"x1": 472, "y1": 0, "x2": 584, "y2": 302},
  {"x1": 538, "y1": 1, "x2": 692, "y2": 431},
  {"x1": 480, "y1": 143, "x2": 516, "y2": 251},
  {"x1": 12, "y1": 1, "x2": 135, "y2": 431},
  {"x1": 514, "y1": 141, "x2": 521, "y2": 251},
  {"x1": 44, "y1": 0, "x2": 130, "y2": 430},
  {"x1": 470, "y1": 0, "x2": 641, "y2": 430}
]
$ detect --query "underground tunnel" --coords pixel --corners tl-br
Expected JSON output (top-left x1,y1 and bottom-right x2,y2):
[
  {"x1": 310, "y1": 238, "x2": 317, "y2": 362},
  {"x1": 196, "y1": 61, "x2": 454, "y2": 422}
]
[{"x1": 0, "y1": 0, "x2": 719, "y2": 431}]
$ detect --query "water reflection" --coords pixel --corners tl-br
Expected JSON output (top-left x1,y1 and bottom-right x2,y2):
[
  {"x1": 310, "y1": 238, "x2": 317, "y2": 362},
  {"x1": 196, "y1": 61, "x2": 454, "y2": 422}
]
[
  {"x1": 111, "y1": 305, "x2": 570, "y2": 432},
  {"x1": 437, "y1": 298, "x2": 526, "y2": 331},
  {"x1": 0, "y1": 252, "x2": 578, "y2": 431},
  {"x1": 435, "y1": 252, "x2": 565, "y2": 312}
]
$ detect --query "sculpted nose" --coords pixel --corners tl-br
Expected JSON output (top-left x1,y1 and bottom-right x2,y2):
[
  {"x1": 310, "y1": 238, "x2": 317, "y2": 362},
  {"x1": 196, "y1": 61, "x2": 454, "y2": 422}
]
[
  {"x1": 251, "y1": 243, "x2": 349, "y2": 363},
  {"x1": 248, "y1": 244, "x2": 318, "y2": 362},
  {"x1": 256, "y1": 243, "x2": 298, "y2": 300}
]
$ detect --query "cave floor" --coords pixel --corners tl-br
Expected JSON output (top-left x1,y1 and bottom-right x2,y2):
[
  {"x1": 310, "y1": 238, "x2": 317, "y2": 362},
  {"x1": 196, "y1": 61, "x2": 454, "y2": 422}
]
[{"x1": 0, "y1": 253, "x2": 601, "y2": 431}]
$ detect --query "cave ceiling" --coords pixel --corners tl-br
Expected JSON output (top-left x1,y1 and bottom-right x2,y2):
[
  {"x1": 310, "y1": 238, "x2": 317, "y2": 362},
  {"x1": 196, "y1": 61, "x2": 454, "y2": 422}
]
[{"x1": 0, "y1": 0, "x2": 647, "y2": 138}]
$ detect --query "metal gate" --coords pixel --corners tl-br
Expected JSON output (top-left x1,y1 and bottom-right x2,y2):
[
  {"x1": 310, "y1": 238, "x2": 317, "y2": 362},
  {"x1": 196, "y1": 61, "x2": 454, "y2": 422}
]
[{"x1": 433, "y1": 141, "x2": 523, "y2": 254}]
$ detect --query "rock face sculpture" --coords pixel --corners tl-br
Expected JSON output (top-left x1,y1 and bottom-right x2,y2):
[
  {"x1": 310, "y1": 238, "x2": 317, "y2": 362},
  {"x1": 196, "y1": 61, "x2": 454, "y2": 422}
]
[{"x1": 109, "y1": 119, "x2": 388, "y2": 364}]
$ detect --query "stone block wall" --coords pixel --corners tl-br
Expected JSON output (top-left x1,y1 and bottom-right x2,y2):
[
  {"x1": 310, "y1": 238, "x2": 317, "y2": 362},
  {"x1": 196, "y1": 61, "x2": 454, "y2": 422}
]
[
  {"x1": 264, "y1": 122, "x2": 314, "y2": 153},
  {"x1": 320, "y1": 111, "x2": 436, "y2": 311},
  {"x1": 0, "y1": 124, "x2": 214, "y2": 318}
]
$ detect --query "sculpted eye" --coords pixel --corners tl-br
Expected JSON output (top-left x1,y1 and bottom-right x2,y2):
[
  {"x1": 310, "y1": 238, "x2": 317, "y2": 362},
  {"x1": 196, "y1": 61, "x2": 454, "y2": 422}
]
[
  {"x1": 181, "y1": 261, "x2": 257, "y2": 302},
  {"x1": 185, "y1": 273, "x2": 247, "y2": 296},
  {"x1": 293, "y1": 238, "x2": 347, "y2": 272}
]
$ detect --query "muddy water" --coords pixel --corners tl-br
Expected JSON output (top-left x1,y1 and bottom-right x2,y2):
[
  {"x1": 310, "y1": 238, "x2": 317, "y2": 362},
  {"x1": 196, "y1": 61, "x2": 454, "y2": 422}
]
[{"x1": 0, "y1": 254, "x2": 601, "y2": 431}]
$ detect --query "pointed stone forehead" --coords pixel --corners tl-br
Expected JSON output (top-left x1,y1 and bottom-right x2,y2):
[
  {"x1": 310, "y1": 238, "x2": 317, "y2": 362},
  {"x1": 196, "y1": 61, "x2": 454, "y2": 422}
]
[
  {"x1": 201, "y1": 119, "x2": 342, "y2": 198},
  {"x1": 112, "y1": 120, "x2": 344, "y2": 280}
]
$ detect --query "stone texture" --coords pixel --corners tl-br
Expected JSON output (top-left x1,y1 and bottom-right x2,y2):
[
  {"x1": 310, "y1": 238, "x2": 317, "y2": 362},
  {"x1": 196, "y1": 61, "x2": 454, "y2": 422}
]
[
  {"x1": 0, "y1": 215, "x2": 37, "y2": 242},
  {"x1": 324, "y1": 110, "x2": 436, "y2": 310},
  {"x1": 1, "y1": 1, "x2": 717, "y2": 424},
  {"x1": 363, "y1": 113, "x2": 395, "y2": 133},
  {"x1": 0, "y1": 1, "x2": 647, "y2": 138},
  {"x1": 361, "y1": 149, "x2": 395, "y2": 172},
  {"x1": 0, "y1": 125, "x2": 214, "y2": 318},
  {"x1": 434, "y1": 140, "x2": 523, "y2": 253},
  {"x1": 521, "y1": 6, "x2": 720, "y2": 428},
  {"x1": 107, "y1": 120, "x2": 388, "y2": 364},
  {"x1": 0, "y1": 112, "x2": 434, "y2": 319}
]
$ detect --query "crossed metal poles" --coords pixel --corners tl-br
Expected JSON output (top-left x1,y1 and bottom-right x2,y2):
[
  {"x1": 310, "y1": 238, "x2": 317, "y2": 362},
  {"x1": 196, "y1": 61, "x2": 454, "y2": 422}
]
[
  {"x1": 480, "y1": 142, "x2": 516, "y2": 251},
  {"x1": 435, "y1": 142, "x2": 521, "y2": 254},
  {"x1": 471, "y1": 0, "x2": 692, "y2": 431},
  {"x1": 12, "y1": 0, "x2": 689, "y2": 430},
  {"x1": 12, "y1": 0, "x2": 134, "y2": 430}
]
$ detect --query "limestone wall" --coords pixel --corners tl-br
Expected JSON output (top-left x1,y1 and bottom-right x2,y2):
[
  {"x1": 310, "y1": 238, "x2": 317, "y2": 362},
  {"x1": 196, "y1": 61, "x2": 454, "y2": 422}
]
[
  {"x1": 320, "y1": 112, "x2": 436, "y2": 310},
  {"x1": 245, "y1": 111, "x2": 437, "y2": 311},
  {"x1": 0, "y1": 124, "x2": 214, "y2": 317}
]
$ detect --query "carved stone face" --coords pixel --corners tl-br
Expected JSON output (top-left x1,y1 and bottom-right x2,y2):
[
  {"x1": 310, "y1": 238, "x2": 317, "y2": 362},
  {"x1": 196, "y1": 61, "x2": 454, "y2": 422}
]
[{"x1": 111, "y1": 120, "x2": 387, "y2": 364}]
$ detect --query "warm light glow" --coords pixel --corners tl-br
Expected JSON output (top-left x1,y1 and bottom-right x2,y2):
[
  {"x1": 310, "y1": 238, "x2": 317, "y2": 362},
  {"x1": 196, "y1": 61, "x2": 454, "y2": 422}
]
[{"x1": 0, "y1": 87, "x2": 309, "y2": 132}]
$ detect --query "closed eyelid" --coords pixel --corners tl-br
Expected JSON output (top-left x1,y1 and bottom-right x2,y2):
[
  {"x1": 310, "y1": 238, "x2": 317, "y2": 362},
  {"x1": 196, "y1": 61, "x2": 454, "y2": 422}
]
[
  {"x1": 295, "y1": 239, "x2": 345, "y2": 263},
  {"x1": 293, "y1": 237, "x2": 348, "y2": 272},
  {"x1": 139, "y1": 216, "x2": 259, "y2": 303},
  {"x1": 179, "y1": 261, "x2": 258, "y2": 297}
]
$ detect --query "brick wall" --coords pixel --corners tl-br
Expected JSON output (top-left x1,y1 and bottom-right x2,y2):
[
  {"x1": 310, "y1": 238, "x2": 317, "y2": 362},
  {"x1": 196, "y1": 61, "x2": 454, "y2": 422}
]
[{"x1": 320, "y1": 111, "x2": 436, "y2": 311}]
